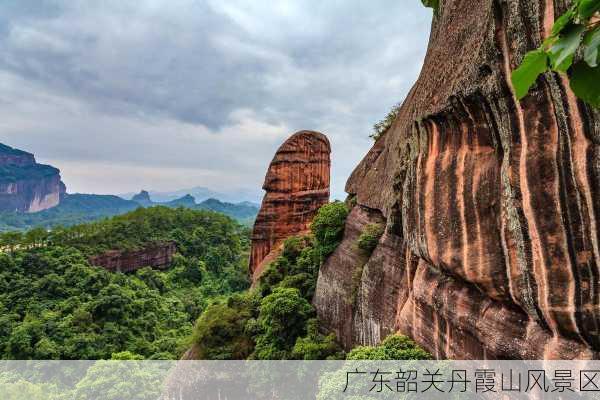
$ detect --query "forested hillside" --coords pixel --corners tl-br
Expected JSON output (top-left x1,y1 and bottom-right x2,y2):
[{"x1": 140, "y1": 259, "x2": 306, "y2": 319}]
[
  {"x1": 0, "y1": 194, "x2": 259, "y2": 232},
  {"x1": 0, "y1": 204, "x2": 429, "y2": 361},
  {"x1": 0, "y1": 194, "x2": 139, "y2": 231},
  {"x1": 0, "y1": 207, "x2": 250, "y2": 359},
  {"x1": 188, "y1": 202, "x2": 349, "y2": 360},
  {"x1": 188, "y1": 201, "x2": 430, "y2": 360}
]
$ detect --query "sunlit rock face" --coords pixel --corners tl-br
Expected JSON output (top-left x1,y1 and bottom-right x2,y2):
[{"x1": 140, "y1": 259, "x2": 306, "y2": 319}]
[
  {"x1": 314, "y1": 0, "x2": 600, "y2": 359},
  {"x1": 0, "y1": 143, "x2": 66, "y2": 213},
  {"x1": 249, "y1": 130, "x2": 331, "y2": 282}
]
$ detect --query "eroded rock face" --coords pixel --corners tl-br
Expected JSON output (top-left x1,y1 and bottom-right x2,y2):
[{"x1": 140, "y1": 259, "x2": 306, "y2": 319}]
[
  {"x1": 0, "y1": 143, "x2": 66, "y2": 213},
  {"x1": 314, "y1": 0, "x2": 600, "y2": 359},
  {"x1": 249, "y1": 130, "x2": 331, "y2": 280},
  {"x1": 89, "y1": 242, "x2": 177, "y2": 273}
]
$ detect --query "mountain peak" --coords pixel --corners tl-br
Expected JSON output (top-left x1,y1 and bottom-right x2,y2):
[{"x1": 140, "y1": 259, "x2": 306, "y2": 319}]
[
  {"x1": 165, "y1": 194, "x2": 196, "y2": 207},
  {"x1": 131, "y1": 190, "x2": 152, "y2": 205}
]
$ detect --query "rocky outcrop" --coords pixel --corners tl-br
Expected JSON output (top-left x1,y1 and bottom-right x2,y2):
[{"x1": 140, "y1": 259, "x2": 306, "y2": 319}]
[
  {"x1": 88, "y1": 242, "x2": 177, "y2": 273},
  {"x1": 314, "y1": 0, "x2": 600, "y2": 359},
  {"x1": 131, "y1": 190, "x2": 153, "y2": 206},
  {"x1": 249, "y1": 130, "x2": 331, "y2": 280},
  {"x1": 0, "y1": 143, "x2": 66, "y2": 213},
  {"x1": 0, "y1": 145, "x2": 35, "y2": 167}
]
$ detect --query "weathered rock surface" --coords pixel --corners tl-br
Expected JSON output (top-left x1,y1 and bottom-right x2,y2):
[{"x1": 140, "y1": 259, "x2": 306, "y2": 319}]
[
  {"x1": 0, "y1": 143, "x2": 66, "y2": 213},
  {"x1": 89, "y1": 242, "x2": 177, "y2": 273},
  {"x1": 314, "y1": 0, "x2": 600, "y2": 359},
  {"x1": 249, "y1": 130, "x2": 331, "y2": 280}
]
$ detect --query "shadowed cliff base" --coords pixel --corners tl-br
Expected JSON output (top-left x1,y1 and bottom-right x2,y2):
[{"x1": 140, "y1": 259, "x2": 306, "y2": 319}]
[{"x1": 314, "y1": 0, "x2": 600, "y2": 359}]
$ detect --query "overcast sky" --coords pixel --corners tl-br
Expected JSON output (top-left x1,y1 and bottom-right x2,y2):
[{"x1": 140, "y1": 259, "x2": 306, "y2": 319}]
[{"x1": 0, "y1": 0, "x2": 431, "y2": 201}]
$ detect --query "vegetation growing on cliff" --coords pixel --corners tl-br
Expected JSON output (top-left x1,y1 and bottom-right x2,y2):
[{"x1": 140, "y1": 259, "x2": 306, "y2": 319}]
[
  {"x1": 357, "y1": 223, "x2": 385, "y2": 254},
  {"x1": 421, "y1": 0, "x2": 439, "y2": 14},
  {"x1": 0, "y1": 164, "x2": 60, "y2": 184},
  {"x1": 310, "y1": 201, "x2": 349, "y2": 261},
  {"x1": 315, "y1": 334, "x2": 431, "y2": 399},
  {"x1": 370, "y1": 103, "x2": 402, "y2": 141},
  {"x1": 191, "y1": 202, "x2": 349, "y2": 360},
  {"x1": 512, "y1": 0, "x2": 600, "y2": 106},
  {"x1": 0, "y1": 207, "x2": 250, "y2": 359},
  {"x1": 346, "y1": 223, "x2": 386, "y2": 305},
  {"x1": 346, "y1": 334, "x2": 431, "y2": 360}
]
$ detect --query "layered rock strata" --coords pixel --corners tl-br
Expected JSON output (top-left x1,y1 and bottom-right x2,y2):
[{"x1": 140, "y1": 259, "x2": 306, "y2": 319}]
[
  {"x1": 249, "y1": 130, "x2": 331, "y2": 281},
  {"x1": 88, "y1": 242, "x2": 177, "y2": 273},
  {"x1": 0, "y1": 143, "x2": 66, "y2": 213},
  {"x1": 314, "y1": 0, "x2": 600, "y2": 359}
]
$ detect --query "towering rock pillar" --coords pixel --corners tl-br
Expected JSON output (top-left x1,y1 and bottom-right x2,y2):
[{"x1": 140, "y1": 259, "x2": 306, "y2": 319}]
[
  {"x1": 314, "y1": 0, "x2": 600, "y2": 359},
  {"x1": 249, "y1": 130, "x2": 331, "y2": 281}
]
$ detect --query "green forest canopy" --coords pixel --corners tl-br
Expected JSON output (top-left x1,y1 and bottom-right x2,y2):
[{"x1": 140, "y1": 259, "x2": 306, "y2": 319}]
[
  {"x1": 0, "y1": 203, "x2": 430, "y2": 361},
  {"x1": 0, "y1": 207, "x2": 250, "y2": 359}
]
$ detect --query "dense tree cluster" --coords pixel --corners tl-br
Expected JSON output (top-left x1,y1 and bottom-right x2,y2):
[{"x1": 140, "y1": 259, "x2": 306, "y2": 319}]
[
  {"x1": 346, "y1": 334, "x2": 432, "y2": 360},
  {"x1": 0, "y1": 207, "x2": 250, "y2": 359},
  {"x1": 0, "y1": 202, "x2": 431, "y2": 362},
  {"x1": 192, "y1": 202, "x2": 350, "y2": 360},
  {"x1": 191, "y1": 201, "x2": 431, "y2": 361}
]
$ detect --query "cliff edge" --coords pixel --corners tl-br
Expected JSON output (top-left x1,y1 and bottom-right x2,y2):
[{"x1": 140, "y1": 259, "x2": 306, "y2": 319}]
[
  {"x1": 0, "y1": 143, "x2": 66, "y2": 213},
  {"x1": 314, "y1": 0, "x2": 600, "y2": 359}
]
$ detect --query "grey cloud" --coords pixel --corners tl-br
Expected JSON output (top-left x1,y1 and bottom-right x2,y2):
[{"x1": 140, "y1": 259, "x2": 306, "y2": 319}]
[{"x1": 0, "y1": 0, "x2": 431, "y2": 199}]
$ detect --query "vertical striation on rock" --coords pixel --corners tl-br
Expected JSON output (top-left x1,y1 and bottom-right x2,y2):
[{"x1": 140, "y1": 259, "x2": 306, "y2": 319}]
[
  {"x1": 0, "y1": 143, "x2": 66, "y2": 213},
  {"x1": 249, "y1": 130, "x2": 331, "y2": 281},
  {"x1": 314, "y1": 0, "x2": 600, "y2": 359}
]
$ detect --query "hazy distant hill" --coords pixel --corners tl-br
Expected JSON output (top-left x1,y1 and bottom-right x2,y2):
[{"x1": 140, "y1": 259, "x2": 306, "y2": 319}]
[
  {"x1": 0, "y1": 192, "x2": 259, "y2": 232},
  {"x1": 197, "y1": 198, "x2": 259, "y2": 224},
  {"x1": 0, "y1": 193, "x2": 138, "y2": 231},
  {"x1": 129, "y1": 191, "x2": 259, "y2": 226},
  {"x1": 121, "y1": 186, "x2": 263, "y2": 204}
]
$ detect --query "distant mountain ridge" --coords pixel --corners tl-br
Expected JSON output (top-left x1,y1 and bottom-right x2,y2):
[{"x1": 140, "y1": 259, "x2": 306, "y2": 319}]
[
  {"x1": 0, "y1": 191, "x2": 259, "y2": 232},
  {"x1": 129, "y1": 190, "x2": 259, "y2": 223},
  {"x1": 0, "y1": 193, "x2": 136, "y2": 231},
  {"x1": 120, "y1": 186, "x2": 263, "y2": 204},
  {"x1": 0, "y1": 143, "x2": 260, "y2": 231}
]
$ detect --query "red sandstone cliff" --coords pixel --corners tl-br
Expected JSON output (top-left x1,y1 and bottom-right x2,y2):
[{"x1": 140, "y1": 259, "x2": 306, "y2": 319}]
[
  {"x1": 0, "y1": 143, "x2": 66, "y2": 213},
  {"x1": 89, "y1": 242, "x2": 177, "y2": 273},
  {"x1": 314, "y1": 0, "x2": 600, "y2": 359},
  {"x1": 249, "y1": 130, "x2": 331, "y2": 281}
]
